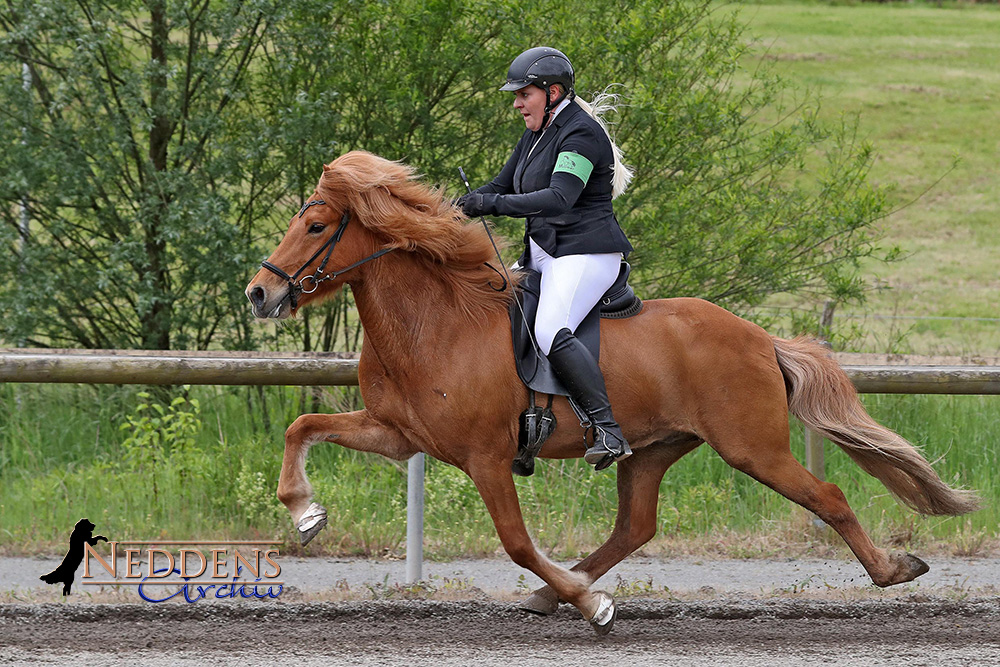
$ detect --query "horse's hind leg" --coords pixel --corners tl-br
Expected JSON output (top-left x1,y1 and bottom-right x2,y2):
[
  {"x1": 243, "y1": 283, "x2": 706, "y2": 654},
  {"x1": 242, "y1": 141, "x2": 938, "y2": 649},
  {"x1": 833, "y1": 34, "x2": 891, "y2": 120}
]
[
  {"x1": 710, "y1": 420, "x2": 928, "y2": 588},
  {"x1": 279, "y1": 410, "x2": 417, "y2": 545},
  {"x1": 521, "y1": 438, "x2": 701, "y2": 615}
]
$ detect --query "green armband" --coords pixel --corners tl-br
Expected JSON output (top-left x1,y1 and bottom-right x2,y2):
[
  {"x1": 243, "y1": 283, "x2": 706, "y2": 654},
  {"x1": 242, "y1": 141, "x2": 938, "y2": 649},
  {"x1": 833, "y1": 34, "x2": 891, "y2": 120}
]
[{"x1": 553, "y1": 151, "x2": 594, "y2": 185}]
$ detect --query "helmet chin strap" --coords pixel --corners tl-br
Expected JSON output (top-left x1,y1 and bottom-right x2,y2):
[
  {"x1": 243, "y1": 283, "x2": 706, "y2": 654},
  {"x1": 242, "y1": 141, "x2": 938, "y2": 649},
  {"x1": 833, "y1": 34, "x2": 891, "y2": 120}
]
[{"x1": 540, "y1": 86, "x2": 575, "y2": 130}]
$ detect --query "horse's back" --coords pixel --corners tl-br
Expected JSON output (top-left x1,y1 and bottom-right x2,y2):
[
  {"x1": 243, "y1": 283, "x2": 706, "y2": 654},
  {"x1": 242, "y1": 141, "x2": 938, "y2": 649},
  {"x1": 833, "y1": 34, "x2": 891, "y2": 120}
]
[
  {"x1": 599, "y1": 296, "x2": 789, "y2": 441},
  {"x1": 602, "y1": 296, "x2": 777, "y2": 365}
]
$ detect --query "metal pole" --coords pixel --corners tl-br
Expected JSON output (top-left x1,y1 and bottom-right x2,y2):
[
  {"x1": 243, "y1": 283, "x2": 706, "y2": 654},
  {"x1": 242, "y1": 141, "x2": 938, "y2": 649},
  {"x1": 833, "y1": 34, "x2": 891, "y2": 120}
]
[
  {"x1": 405, "y1": 452, "x2": 425, "y2": 583},
  {"x1": 804, "y1": 428, "x2": 827, "y2": 529},
  {"x1": 804, "y1": 428, "x2": 825, "y2": 482}
]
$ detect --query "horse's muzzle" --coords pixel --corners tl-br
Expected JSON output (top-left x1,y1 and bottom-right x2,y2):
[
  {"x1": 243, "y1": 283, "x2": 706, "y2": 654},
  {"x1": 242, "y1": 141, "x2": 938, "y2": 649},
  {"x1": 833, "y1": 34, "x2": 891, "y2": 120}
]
[{"x1": 246, "y1": 281, "x2": 292, "y2": 320}]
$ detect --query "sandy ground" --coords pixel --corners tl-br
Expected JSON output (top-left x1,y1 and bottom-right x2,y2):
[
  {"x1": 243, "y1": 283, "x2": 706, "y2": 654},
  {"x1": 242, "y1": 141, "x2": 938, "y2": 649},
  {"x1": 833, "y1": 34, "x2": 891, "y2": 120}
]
[
  {"x1": 2, "y1": 598, "x2": 1000, "y2": 666},
  {"x1": 5, "y1": 556, "x2": 1000, "y2": 666}
]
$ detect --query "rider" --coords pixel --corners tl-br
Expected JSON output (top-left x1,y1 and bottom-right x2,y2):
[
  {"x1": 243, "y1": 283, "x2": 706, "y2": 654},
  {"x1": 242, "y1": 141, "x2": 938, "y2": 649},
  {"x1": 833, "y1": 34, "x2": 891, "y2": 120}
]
[{"x1": 457, "y1": 47, "x2": 634, "y2": 471}]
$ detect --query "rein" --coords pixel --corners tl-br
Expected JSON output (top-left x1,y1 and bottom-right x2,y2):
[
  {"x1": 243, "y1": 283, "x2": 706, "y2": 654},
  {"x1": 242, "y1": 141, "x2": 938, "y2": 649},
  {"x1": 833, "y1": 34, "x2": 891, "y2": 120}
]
[{"x1": 260, "y1": 201, "x2": 395, "y2": 309}]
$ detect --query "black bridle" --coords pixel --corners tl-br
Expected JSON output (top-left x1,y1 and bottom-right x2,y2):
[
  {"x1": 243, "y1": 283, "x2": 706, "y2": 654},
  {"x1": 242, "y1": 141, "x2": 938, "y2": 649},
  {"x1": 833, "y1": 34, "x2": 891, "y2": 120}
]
[{"x1": 260, "y1": 200, "x2": 395, "y2": 310}]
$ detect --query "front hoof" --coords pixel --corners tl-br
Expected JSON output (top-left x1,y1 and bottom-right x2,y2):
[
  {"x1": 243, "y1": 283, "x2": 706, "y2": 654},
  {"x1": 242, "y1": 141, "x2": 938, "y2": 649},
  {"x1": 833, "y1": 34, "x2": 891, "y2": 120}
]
[
  {"x1": 519, "y1": 587, "x2": 559, "y2": 616},
  {"x1": 297, "y1": 502, "x2": 328, "y2": 547},
  {"x1": 589, "y1": 591, "x2": 617, "y2": 637}
]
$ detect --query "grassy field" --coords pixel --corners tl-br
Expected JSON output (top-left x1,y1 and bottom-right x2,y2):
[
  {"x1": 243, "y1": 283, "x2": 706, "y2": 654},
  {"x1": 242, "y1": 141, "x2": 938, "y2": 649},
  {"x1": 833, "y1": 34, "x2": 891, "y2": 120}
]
[
  {"x1": 739, "y1": 1, "x2": 1000, "y2": 355},
  {"x1": 2, "y1": 2, "x2": 1000, "y2": 561}
]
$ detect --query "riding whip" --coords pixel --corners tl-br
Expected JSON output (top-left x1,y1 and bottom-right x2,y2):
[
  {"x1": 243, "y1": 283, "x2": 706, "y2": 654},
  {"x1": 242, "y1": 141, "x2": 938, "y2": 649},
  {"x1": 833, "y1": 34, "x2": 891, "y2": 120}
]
[{"x1": 458, "y1": 167, "x2": 540, "y2": 358}]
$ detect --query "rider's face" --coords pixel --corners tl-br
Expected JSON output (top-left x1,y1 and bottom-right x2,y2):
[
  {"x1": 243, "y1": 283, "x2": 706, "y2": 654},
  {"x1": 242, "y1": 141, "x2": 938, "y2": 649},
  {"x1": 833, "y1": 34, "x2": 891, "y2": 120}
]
[{"x1": 512, "y1": 85, "x2": 551, "y2": 132}]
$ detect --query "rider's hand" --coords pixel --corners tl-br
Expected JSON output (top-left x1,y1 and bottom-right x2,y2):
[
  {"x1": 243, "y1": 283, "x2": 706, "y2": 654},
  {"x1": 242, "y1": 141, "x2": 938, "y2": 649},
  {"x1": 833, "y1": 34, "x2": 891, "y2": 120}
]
[{"x1": 456, "y1": 192, "x2": 498, "y2": 218}]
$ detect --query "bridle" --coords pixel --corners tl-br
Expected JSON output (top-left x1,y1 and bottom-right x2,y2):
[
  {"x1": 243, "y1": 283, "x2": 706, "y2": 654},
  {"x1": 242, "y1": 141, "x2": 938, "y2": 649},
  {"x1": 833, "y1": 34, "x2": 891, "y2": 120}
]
[{"x1": 260, "y1": 200, "x2": 395, "y2": 309}]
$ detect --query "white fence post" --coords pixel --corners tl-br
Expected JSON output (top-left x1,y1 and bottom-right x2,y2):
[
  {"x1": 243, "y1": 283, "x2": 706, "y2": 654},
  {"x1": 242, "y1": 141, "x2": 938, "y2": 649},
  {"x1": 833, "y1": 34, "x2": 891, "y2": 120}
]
[{"x1": 405, "y1": 452, "x2": 425, "y2": 583}]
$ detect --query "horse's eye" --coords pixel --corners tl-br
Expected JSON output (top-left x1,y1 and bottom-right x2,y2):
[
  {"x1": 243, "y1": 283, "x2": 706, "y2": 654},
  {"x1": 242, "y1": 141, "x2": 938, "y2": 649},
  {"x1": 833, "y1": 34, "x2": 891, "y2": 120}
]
[{"x1": 308, "y1": 223, "x2": 325, "y2": 234}]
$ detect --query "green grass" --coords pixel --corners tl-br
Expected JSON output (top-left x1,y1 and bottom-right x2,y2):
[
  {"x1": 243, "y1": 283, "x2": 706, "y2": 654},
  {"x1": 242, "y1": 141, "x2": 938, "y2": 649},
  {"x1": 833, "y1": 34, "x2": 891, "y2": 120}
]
[
  {"x1": 737, "y1": 1, "x2": 1000, "y2": 355},
  {"x1": 2, "y1": 383, "x2": 996, "y2": 560}
]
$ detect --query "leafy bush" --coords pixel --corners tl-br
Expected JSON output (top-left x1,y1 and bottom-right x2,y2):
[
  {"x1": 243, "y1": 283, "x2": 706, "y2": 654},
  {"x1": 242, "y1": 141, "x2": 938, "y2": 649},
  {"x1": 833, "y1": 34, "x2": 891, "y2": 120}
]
[{"x1": 0, "y1": 0, "x2": 893, "y2": 352}]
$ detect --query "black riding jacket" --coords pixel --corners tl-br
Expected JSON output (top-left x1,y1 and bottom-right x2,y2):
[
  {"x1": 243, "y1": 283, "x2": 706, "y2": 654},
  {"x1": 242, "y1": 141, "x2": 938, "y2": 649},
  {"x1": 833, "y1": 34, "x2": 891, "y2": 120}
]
[{"x1": 472, "y1": 100, "x2": 633, "y2": 259}]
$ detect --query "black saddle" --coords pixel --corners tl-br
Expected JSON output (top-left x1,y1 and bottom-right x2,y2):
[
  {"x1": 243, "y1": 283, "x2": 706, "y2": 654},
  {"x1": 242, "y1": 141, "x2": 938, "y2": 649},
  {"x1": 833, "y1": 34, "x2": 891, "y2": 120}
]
[
  {"x1": 510, "y1": 261, "x2": 642, "y2": 397},
  {"x1": 508, "y1": 261, "x2": 642, "y2": 476}
]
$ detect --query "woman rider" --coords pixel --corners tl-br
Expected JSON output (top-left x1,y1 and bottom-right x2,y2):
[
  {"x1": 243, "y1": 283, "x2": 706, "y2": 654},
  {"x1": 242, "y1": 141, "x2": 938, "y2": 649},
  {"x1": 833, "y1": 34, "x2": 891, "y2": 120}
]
[{"x1": 457, "y1": 47, "x2": 634, "y2": 471}]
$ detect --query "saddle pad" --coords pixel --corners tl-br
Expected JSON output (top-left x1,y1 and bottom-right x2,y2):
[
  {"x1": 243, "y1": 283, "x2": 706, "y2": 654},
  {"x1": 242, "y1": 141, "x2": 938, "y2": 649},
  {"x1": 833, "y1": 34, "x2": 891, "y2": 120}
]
[{"x1": 509, "y1": 263, "x2": 641, "y2": 396}]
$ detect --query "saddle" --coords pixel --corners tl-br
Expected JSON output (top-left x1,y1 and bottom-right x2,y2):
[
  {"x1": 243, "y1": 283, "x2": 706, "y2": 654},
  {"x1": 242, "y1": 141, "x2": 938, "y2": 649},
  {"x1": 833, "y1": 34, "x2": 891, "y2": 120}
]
[{"x1": 509, "y1": 262, "x2": 642, "y2": 476}]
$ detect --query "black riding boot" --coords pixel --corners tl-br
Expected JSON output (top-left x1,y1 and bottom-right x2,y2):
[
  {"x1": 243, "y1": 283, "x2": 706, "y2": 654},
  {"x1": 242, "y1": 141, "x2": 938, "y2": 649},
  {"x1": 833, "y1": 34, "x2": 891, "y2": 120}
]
[{"x1": 546, "y1": 328, "x2": 632, "y2": 470}]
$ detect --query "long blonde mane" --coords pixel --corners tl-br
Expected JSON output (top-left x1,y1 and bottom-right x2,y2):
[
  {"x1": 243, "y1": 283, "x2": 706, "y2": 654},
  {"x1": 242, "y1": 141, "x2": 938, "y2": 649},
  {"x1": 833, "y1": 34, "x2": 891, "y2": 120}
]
[{"x1": 316, "y1": 151, "x2": 513, "y2": 319}]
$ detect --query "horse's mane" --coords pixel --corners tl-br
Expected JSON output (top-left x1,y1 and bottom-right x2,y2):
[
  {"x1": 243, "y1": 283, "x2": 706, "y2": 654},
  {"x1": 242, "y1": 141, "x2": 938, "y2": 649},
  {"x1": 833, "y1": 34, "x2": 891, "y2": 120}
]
[{"x1": 316, "y1": 151, "x2": 514, "y2": 320}]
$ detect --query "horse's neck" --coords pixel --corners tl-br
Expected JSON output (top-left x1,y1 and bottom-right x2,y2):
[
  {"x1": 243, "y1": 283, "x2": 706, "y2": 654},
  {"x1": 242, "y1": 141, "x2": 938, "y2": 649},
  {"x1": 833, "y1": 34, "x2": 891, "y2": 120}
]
[{"x1": 350, "y1": 257, "x2": 497, "y2": 372}]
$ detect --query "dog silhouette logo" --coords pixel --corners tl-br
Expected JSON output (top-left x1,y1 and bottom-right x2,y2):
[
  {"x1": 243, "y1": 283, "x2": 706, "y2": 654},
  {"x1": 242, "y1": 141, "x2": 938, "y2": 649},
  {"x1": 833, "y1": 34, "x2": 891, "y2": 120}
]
[{"x1": 39, "y1": 518, "x2": 108, "y2": 596}]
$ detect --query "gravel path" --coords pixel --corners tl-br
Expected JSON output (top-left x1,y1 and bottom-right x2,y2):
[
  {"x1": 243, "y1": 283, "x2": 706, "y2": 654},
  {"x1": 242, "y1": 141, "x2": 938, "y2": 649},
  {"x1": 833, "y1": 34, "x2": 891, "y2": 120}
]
[
  {"x1": 6, "y1": 555, "x2": 1000, "y2": 665},
  {"x1": 2, "y1": 599, "x2": 1000, "y2": 666},
  {"x1": 7, "y1": 555, "x2": 1000, "y2": 599}
]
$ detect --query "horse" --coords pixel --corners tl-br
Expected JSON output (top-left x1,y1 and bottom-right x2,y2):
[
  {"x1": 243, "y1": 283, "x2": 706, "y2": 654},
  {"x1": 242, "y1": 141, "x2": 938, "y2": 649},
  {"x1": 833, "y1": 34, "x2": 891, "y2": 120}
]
[{"x1": 245, "y1": 150, "x2": 979, "y2": 635}]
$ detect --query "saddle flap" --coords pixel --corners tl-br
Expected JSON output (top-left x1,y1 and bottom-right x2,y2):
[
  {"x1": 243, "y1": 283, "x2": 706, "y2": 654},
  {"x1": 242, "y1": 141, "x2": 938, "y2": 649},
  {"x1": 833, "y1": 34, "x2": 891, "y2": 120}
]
[
  {"x1": 509, "y1": 270, "x2": 594, "y2": 395},
  {"x1": 509, "y1": 262, "x2": 641, "y2": 396}
]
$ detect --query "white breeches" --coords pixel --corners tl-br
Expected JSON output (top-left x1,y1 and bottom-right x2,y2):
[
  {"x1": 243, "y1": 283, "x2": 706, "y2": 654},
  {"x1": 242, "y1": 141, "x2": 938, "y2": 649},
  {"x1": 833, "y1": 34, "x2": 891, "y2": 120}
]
[{"x1": 523, "y1": 238, "x2": 622, "y2": 355}]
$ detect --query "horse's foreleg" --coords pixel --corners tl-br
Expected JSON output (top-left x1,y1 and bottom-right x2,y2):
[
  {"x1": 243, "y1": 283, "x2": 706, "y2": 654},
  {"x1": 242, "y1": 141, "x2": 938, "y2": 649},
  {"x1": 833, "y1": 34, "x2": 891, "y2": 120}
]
[
  {"x1": 521, "y1": 439, "x2": 701, "y2": 615},
  {"x1": 278, "y1": 410, "x2": 417, "y2": 545},
  {"x1": 466, "y1": 459, "x2": 617, "y2": 635}
]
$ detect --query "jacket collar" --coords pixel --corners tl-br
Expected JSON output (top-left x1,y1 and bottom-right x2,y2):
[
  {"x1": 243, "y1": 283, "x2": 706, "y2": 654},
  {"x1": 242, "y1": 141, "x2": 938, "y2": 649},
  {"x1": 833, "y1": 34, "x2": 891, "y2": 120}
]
[{"x1": 522, "y1": 100, "x2": 583, "y2": 170}]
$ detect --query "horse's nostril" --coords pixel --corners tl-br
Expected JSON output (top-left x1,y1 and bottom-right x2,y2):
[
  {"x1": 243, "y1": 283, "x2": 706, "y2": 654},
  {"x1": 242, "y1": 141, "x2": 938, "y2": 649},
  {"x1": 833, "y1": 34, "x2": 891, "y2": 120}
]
[{"x1": 249, "y1": 285, "x2": 266, "y2": 308}]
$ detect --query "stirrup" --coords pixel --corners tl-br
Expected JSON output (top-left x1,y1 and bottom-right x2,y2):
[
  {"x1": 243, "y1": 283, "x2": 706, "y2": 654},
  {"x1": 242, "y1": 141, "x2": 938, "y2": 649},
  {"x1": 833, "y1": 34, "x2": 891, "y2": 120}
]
[{"x1": 584, "y1": 425, "x2": 632, "y2": 471}]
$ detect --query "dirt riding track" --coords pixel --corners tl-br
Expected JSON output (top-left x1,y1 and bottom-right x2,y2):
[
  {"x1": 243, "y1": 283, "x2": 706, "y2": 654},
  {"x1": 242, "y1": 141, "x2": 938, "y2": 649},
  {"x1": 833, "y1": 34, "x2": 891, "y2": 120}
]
[{"x1": 2, "y1": 599, "x2": 999, "y2": 666}]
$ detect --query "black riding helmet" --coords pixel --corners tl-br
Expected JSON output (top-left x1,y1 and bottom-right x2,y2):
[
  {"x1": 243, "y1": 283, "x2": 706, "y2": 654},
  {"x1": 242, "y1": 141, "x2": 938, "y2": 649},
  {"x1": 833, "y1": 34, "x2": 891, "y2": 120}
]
[{"x1": 500, "y1": 47, "x2": 575, "y2": 129}]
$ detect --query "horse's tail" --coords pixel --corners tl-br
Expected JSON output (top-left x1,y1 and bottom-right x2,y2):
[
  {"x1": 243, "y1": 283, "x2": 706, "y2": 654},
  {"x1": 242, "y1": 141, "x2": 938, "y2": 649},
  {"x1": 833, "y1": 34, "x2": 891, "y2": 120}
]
[{"x1": 772, "y1": 336, "x2": 980, "y2": 516}]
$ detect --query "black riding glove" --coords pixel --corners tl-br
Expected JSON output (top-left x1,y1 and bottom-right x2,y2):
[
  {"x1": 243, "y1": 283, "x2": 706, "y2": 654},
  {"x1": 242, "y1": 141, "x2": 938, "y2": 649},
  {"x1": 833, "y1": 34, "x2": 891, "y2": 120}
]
[{"x1": 457, "y1": 192, "x2": 499, "y2": 218}]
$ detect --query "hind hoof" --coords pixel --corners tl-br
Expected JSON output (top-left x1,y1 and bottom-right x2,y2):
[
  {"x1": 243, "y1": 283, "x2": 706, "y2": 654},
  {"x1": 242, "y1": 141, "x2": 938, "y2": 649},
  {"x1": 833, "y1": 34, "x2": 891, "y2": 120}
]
[
  {"x1": 901, "y1": 552, "x2": 930, "y2": 580},
  {"x1": 519, "y1": 587, "x2": 559, "y2": 616},
  {"x1": 589, "y1": 591, "x2": 617, "y2": 636},
  {"x1": 878, "y1": 551, "x2": 931, "y2": 587},
  {"x1": 297, "y1": 502, "x2": 328, "y2": 547}
]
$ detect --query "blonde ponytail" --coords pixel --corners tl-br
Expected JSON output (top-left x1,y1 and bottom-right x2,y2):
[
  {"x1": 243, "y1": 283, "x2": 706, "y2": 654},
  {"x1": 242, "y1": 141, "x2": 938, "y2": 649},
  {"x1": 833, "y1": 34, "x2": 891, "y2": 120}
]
[{"x1": 575, "y1": 87, "x2": 633, "y2": 198}]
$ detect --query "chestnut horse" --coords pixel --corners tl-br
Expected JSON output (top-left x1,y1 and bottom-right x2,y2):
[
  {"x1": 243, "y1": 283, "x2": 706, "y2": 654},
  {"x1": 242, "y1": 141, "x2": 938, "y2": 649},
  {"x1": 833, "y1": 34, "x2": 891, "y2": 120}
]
[{"x1": 246, "y1": 151, "x2": 978, "y2": 635}]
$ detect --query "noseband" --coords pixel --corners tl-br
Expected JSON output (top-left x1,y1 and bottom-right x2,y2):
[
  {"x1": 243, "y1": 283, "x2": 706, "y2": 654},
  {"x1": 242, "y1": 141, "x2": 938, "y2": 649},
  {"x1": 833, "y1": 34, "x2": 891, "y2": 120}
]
[{"x1": 260, "y1": 200, "x2": 395, "y2": 309}]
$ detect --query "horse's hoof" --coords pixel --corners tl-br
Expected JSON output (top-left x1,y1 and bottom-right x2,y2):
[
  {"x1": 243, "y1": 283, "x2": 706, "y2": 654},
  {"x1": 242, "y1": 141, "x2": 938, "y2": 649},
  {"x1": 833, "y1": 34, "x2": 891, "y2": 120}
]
[
  {"x1": 877, "y1": 551, "x2": 931, "y2": 587},
  {"x1": 589, "y1": 591, "x2": 617, "y2": 637},
  {"x1": 902, "y1": 552, "x2": 930, "y2": 580},
  {"x1": 519, "y1": 587, "x2": 559, "y2": 616},
  {"x1": 297, "y1": 502, "x2": 328, "y2": 547}
]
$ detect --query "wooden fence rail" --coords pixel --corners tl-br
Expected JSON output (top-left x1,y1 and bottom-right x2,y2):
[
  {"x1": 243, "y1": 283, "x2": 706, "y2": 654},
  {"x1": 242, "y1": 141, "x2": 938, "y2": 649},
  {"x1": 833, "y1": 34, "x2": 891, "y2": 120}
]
[
  {"x1": 0, "y1": 349, "x2": 360, "y2": 386},
  {"x1": 3, "y1": 349, "x2": 1000, "y2": 393}
]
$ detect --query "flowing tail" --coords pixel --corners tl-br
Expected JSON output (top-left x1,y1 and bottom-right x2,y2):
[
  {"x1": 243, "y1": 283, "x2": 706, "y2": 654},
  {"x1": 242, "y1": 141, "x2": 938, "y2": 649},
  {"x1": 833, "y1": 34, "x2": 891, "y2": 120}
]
[{"x1": 772, "y1": 336, "x2": 980, "y2": 516}]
